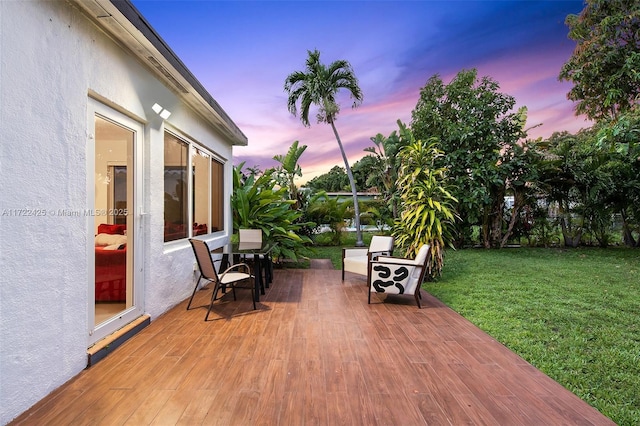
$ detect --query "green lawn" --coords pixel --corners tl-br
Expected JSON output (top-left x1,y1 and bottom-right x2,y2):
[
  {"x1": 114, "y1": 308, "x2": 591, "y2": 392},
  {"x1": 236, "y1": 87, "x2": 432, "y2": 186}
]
[{"x1": 301, "y1": 239, "x2": 639, "y2": 425}]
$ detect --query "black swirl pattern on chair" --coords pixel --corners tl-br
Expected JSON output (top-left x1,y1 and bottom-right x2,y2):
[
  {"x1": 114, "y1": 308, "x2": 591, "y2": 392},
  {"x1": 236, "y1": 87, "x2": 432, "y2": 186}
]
[{"x1": 372, "y1": 265, "x2": 409, "y2": 294}]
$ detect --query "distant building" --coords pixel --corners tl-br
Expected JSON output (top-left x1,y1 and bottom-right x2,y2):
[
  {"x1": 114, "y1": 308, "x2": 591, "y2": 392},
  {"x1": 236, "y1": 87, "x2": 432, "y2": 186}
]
[{"x1": 325, "y1": 191, "x2": 382, "y2": 202}]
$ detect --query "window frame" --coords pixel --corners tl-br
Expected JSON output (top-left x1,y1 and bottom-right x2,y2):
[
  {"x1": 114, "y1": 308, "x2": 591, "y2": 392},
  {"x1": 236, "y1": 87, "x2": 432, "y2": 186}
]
[{"x1": 163, "y1": 129, "x2": 226, "y2": 243}]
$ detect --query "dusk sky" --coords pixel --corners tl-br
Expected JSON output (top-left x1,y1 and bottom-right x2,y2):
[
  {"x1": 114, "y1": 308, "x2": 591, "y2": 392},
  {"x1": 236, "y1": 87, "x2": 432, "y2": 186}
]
[{"x1": 132, "y1": 0, "x2": 591, "y2": 182}]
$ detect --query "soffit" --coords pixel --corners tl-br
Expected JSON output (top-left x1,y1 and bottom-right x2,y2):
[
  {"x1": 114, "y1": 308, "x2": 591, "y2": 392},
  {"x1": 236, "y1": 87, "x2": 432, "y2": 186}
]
[{"x1": 68, "y1": 0, "x2": 248, "y2": 146}]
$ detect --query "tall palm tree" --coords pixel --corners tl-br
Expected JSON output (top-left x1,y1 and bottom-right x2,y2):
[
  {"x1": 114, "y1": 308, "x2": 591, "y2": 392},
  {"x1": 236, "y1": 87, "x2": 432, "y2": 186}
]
[{"x1": 284, "y1": 49, "x2": 365, "y2": 246}]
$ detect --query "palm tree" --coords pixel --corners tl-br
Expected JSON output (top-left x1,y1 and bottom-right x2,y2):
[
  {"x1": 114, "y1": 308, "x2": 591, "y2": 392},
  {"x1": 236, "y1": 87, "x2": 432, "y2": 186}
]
[{"x1": 284, "y1": 49, "x2": 365, "y2": 246}]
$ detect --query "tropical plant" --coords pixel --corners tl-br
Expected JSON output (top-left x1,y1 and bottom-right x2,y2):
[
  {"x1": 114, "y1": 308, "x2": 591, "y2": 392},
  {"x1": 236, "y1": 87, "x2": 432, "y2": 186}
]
[
  {"x1": 596, "y1": 117, "x2": 640, "y2": 247},
  {"x1": 364, "y1": 120, "x2": 413, "y2": 219},
  {"x1": 535, "y1": 131, "x2": 591, "y2": 247},
  {"x1": 558, "y1": 0, "x2": 640, "y2": 247},
  {"x1": 284, "y1": 49, "x2": 366, "y2": 246},
  {"x1": 232, "y1": 163, "x2": 313, "y2": 261},
  {"x1": 533, "y1": 129, "x2": 636, "y2": 248},
  {"x1": 535, "y1": 149, "x2": 638, "y2": 249},
  {"x1": 358, "y1": 199, "x2": 392, "y2": 232},
  {"x1": 393, "y1": 138, "x2": 458, "y2": 280},
  {"x1": 597, "y1": 106, "x2": 640, "y2": 158},
  {"x1": 305, "y1": 191, "x2": 351, "y2": 245},
  {"x1": 273, "y1": 140, "x2": 307, "y2": 210}
]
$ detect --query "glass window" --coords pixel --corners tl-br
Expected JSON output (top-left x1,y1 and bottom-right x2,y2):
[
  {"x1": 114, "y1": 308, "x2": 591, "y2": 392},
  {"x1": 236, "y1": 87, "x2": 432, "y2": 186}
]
[
  {"x1": 211, "y1": 158, "x2": 224, "y2": 232},
  {"x1": 164, "y1": 133, "x2": 189, "y2": 242},
  {"x1": 163, "y1": 131, "x2": 225, "y2": 242},
  {"x1": 192, "y1": 147, "x2": 210, "y2": 236}
]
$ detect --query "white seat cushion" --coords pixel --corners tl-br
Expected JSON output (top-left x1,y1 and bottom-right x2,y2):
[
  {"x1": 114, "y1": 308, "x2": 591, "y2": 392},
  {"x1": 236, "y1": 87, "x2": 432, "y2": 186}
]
[
  {"x1": 342, "y1": 236, "x2": 394, "y2": 279},
  {"x1": 343, "y1": 255, "x2": 368, "y2": 276}
]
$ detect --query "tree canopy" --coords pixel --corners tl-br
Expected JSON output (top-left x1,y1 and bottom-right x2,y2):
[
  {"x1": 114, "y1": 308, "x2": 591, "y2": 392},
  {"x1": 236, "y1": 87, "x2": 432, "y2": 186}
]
[
  {"x1": 304, "y1": 165, "x2": 349, "y2": 192},
  {"x1": 284, "y1": 49, "x2": 362, "y2": 127},
  {"x1": 411, "y1": 69, "x2": 527, "y2": 247},
  {"x1": 559, "y1": 0, "x2": 640, "y2": 120}
]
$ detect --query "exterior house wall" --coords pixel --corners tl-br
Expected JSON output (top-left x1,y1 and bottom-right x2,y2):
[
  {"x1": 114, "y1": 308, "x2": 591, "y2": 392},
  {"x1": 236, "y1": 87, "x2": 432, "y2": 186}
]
[{"x1": 0, "y1": 1, "x2": 239, "y2": 423}]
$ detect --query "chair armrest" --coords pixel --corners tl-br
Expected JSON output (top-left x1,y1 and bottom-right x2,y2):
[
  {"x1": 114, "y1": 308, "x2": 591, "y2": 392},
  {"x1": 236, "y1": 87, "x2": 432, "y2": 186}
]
[
  {"x1": 372, "y1": 256, "x2": 420, "y2": 266},
  {"x1": 220, "y1": 262, "x2": 252, "y2": 276},
  {"x1": 368, "y1": 250, "x2": 392, "y2": 261}
]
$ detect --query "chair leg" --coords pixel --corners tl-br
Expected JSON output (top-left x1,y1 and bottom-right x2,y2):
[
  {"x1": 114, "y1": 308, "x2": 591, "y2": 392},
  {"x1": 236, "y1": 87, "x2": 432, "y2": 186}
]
[
  {"x1": 219, "y1": 284, "x2": 227, "y2": 296},
  {"x1": 267, "y1": 256, "x2": 273, "y2": 283},
  {"x1": 262, "y1": 258, "x2": 271, "y2": 287},
  {"x1": 205, "y1": 282, "x2": 222, "y2": 321},
  {"x1": 415, "y1": 290, "x2": 422, "y2": 309},
  {"x1": 368, "y1": 288, "x2": 371, "y2": 304},
  {"x1": 255, "y1": 259, "x2": 265, "y2": 294},
  {"x1": 187, "y1": 275, "x2": 203, "y2": 310},
  {"x1": 212, "y1": 282, "x2": 223, "y2": 301},
  {"x1": 250, "y1": 280, "x2": 256, "y2": 310}
]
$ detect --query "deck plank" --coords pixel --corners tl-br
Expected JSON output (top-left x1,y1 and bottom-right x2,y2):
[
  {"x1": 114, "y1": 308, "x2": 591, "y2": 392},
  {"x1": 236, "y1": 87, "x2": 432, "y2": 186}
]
[{"x1": 10, "y1": 268, "x2": 615, "y2": 425}]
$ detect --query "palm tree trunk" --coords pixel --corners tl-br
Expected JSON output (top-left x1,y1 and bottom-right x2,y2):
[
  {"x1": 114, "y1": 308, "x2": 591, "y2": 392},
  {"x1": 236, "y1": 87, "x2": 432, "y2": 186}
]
[{"x1": 329, "y1": 120, "x2": 364, "y2": 246}]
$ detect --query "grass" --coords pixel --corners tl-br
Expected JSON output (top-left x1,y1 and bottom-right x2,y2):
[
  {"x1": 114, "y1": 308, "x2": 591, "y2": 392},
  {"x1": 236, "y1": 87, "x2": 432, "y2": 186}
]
[
  {"x1": 299, "y1": 238, "x2": 639, "y2": 425},
  {"x1": 425, "y1": 247, "x2": 640, "y2": 426},
  {"x1": 283, "y1": 232, "x2": 379, "y2": 269}
]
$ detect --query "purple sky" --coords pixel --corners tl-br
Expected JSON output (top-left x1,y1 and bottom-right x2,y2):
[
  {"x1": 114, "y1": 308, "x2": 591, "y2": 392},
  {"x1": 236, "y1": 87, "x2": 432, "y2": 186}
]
[{"x1": 133, "y1": 0, "x2": 590, "y2": 182}]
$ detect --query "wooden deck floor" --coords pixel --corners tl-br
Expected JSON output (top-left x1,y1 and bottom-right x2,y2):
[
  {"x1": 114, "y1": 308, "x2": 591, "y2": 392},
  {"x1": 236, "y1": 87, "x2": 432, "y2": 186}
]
[{"x1": 12, "y1": 268, "x2": 614, "y2": 425}]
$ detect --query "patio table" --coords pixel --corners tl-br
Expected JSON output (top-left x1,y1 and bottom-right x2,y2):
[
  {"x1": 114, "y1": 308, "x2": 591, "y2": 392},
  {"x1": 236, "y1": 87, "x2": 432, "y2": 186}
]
[{"x1": 213, "y1": 241, "x2": 276, "y2": 303}]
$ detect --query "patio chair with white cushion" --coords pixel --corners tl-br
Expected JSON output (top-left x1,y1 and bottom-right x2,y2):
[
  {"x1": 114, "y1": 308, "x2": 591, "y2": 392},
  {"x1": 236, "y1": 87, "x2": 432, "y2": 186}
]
[
  {"x1": 341, "y1": 235, "x2": 394, "y2": 281},
  {"x1": 239, "y1": 228, "x2": 272, "y2": 286},
  {"x1": 368, "y1": 244, "x2": 431, "y2": 308}
]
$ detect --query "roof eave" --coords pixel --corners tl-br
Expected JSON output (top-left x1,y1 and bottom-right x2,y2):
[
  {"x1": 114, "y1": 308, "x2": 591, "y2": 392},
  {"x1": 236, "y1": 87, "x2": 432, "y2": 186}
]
[{"x1": 69, "y1": 0, "x2": 248, "y2": 146}]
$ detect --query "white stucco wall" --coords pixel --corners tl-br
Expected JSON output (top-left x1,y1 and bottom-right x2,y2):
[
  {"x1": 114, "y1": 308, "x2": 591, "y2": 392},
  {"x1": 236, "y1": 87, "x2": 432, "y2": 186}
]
[{"x1": 0, "y1": 1, "x2": 235, "y2": 423}]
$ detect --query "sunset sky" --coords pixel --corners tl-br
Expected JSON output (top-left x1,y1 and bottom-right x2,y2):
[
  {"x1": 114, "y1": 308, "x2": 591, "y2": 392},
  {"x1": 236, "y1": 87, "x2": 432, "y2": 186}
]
[{"x1": 132, "y1": 0, "x2": 591, "y2": 182}]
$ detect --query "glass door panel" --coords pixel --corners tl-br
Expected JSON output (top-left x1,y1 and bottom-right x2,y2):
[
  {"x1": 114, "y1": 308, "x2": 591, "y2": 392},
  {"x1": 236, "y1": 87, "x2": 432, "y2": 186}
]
[{"x1": 93, "y1": 116, "x2": 133, "y2": 326}]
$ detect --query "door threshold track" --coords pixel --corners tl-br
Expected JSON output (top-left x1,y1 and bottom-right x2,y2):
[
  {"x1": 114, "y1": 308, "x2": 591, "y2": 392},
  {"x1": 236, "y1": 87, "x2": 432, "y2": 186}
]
[{"x1": 87, "y1": 315, "x2": 150, "y2": 367}]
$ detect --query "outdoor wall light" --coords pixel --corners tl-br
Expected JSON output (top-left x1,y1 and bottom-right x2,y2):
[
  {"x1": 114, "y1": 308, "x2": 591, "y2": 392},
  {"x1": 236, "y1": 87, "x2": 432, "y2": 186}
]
[{"x1": 152, "y1": 103, "x2": 171, "y2": 119}]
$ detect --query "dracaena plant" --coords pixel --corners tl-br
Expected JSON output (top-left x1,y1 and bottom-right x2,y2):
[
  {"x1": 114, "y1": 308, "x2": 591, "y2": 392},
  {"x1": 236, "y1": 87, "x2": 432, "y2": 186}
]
[{"x1": 393, "y1": 138, "x2": 458, "y2": 280}]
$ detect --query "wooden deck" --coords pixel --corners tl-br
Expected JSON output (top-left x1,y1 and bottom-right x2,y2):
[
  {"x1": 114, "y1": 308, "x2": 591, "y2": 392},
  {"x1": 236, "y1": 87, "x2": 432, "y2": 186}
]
[{"x1": 12, "y1": 267, "x2": 614, "y2": 425}]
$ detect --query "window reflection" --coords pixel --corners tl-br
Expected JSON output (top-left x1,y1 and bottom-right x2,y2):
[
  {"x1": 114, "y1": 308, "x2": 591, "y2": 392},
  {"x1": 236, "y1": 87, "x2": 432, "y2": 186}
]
[{"x1": 163, "y1": 131, "x2": 225, "y2": 241}]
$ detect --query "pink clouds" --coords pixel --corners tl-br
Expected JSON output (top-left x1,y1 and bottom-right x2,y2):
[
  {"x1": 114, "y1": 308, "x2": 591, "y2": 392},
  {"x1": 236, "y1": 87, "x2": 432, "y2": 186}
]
[
  {"x1": 233, "y1": 88, "x2": 418, "y2": 181},
  {"x1": 133, "y1": 0, "x2": 588, "y2": 181},
  {"x1": 474, "y1": 49, "x2": 591, "y2": 139}
]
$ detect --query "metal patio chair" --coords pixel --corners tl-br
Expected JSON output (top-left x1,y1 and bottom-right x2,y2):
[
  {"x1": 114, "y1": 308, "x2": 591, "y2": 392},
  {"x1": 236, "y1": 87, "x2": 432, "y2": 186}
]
[{"x1": 188, "y1": 238, "x2": 256, "y2": 320}]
